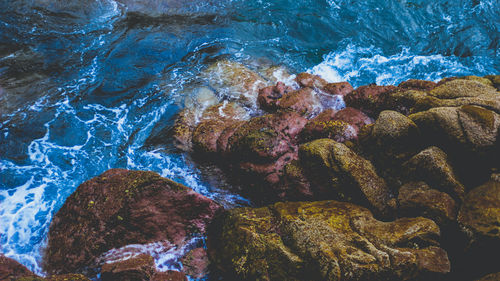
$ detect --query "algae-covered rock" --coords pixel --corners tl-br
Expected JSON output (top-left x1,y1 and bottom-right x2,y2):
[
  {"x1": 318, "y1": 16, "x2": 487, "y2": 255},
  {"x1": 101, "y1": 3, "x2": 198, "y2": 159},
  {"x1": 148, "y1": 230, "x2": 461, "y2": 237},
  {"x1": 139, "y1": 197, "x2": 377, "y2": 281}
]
[
  {"x1": 299, "y1": 109, "x2": 356, "y2": 143},
  {"x1": 298, "y1": 139, "x2": 394, "y2": 216},
  {"x1": 484, "y1": 75, "x2": 500, "y2": 91},
  {"x1": 430, "y1": 79, "x2": 497, "y2": 99},
  {"x1": 16, "y1": 274, "x2": 91, "y2": 281},
  {"x1": 437, "y1": 76, "x2": 494, "y2": 88},
  {"x1": 101, "y1": 254, "x2": 155, "y2": 281},
  {"x1": 398, "y1": 182, "x2": 457, "y2": 225},
  {"x1": 258, "y1": 82, "x2": 294, "y2": 111},
  {"x1": 476, "y1": 272, "x2": 500, "y2": 281},
  {"x1": 403, "y1": 146, "x2": 465, "y2": 202},
  {"x1": 275, "y1": 87, "x2": 320, "y2": 115},
  {"x1": 181, "y1": 248, "x2": 209, "y2": 279},
  {"x1": 151, "y1": 271, "x2": 187, "y2": 281},
  {"x1": 209, "y1": 200, "x2": 450, "y2": 281},
  {"x1": 44, "y1": 169, "x2": 221, "y2": 275}
]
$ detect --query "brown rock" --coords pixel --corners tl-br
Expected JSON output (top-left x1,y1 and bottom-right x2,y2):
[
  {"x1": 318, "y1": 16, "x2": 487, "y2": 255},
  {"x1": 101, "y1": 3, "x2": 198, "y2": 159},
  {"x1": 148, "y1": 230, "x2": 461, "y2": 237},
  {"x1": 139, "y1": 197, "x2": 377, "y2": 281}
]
[
  {"x1": 398, "y1": 79, "x2": 437, "y2": 91},
  {"x1": 323, "y1": 82, "x2": 354, "y2": 96},
  {"x1": 101, "y1": 254, "x2": 155, "y2": 281},
  {"x1": 44, "y1": 169, "x2": 221, "y2": 275},
  {"x1": 209, "y1": 200, "x2": 449, "y2": 281},
  {"x1": 299, "y1": 109, "x2": 356, "y2": 143},
  {"x1": 257, "y1": 82, "x2": 294, "y2": 111},
  {"x1": 476, "y1": 272, "x2": 500, "y2": 281},
  {"x1": 299, "y1": 139, "x2": 394, "y2": 217},
  {"x1": 0, "y1": 255, "x2": 36, "y2": 281},
  {"x1": 276, "y1": 87, "x2": 319, "y2": 115},
  {"x1": 430, "y1": 79, "x2": 497, "y2": 99},
  {"x1": 332, "y1": 107, "x2": 374, "y2": 133},
  {"x1": 403, "y1": 147, "x2": 465, "y2": 202},
  {"x1": 398, "y1": 181, "x2": 457, "y2": 225}
]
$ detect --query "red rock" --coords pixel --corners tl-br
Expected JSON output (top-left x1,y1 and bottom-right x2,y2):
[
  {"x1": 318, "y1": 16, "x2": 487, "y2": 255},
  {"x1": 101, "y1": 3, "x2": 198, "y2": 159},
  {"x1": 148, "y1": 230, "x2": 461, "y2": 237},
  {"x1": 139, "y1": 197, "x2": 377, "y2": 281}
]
[
  {"x1": 151, "y1": 271, "x2": 187, "y2": 281},
  {"x1": 44, "y1": 169, "x2": 222, "y2": 275},
  {"x1": 181, "y1": 248, "x2": 208, "y2": 279},
  {"x1": 299, "y1": 109, "x2": 356, "y2": 143},
  {"x1": 323, "y1": 82, "x2": 354, "y2": 96},
  {"x1": 276, "y1": 87, "x2": 319, "y2": 115},
  {"x1": 0, "y1": 255, "x2": 36, "y2": 280},
  {"x1": 101, "y1": 254, "x2": 155, "y2": 281},
  {"x1": 344, "y1": 84, "x2": 397, "y2": 117},
  {"x1": 331, "y1": 107, "x2": 373, "y2": 133},
  {"x1": 257, "y1": 82, "x2": 294, "y2": 111},
  {"x1": 295, "y1": 72, "x2": 328, "y2": 89}
]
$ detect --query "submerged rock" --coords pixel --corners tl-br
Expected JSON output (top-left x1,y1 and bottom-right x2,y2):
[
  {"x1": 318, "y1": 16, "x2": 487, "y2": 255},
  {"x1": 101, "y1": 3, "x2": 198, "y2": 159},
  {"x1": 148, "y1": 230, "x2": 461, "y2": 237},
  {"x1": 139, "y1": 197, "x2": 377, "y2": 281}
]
[
  {"x1": 101, "y1": 254, "x2": 155, "y2": 281},
  {"x1": 43, "y1": 169, "x2": 221, "y2": 275},
  {"x1": 209, "y1": 200, "x2": 450, "y2": 281}
]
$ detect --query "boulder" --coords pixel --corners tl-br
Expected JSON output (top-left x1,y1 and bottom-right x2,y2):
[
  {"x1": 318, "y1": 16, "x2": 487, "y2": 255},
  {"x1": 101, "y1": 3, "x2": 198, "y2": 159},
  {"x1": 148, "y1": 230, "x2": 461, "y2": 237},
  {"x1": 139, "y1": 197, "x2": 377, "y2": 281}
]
[
  {"x1": 410, "y1": 105, "x2": 500, "y2": 185},
  {"x1": 484, "y1": 75, "x2": 500, "y2": 91},
  {"x1": 101, "y1": 254, "x2": 155, "y2": 281},
  {"x1": 275, "y1": 87, "x2": 320, "y2": 115},
  {"x1": 44, "y1": 169, "x2": 221, "y2": 275},
  {"x1": 437, "y1": 76, "x2": 494, "y2": 88},
  {"x1": 299, "y1": 139, "x2": 394, "y2": 217},
  {"x1": 332, "y1": 107, "x2": 374, "y2": 133},
  {"x1": 299, "y1": 109, "x2": 357, "y2": 143},
  {"x1": 398, "y1": 79, "x2": 437, "y2": 91},
  {"x1": 171, "y1": 109, "x2": 197, "y2": 151},
  {"x1": 203, "y1": 60, "x2": 267, "y2": 107},
  {"x1": 181, "y1": 248, "x2": 209, "y2": 279},
  {"x1": 16, "y1": 274, "x2": 90, "y2": 281},
  {"x1": 323, "y1": 82, "x2": 354, "y2": 96},
  {"x1": 457, "y1": 179, "x2": 500, "y2": 279},
  {"x1": 0, "y1": 255, "x2": 36, "y2": 281},
  {"x1": 227, "y1": 111, "x2": 307, "y2": 186},
  {"x1": 295, "y1": 72, "x2": 327, "y2": 89},
  {"x1": 257, "y1": 82, "x2": 294, "y2": 111},
  {"x1": 151, "y1": 271, "x2": 187, "y2": 281},
  {"x1": 209, "y1": 200, "x2": 450, "y2": 281},
  {"x1": 403, "y1": 147, "x2": 465, "y2": 202},
  {"x1": 398, "y1": 182, "x2": 457, "y2": 225},
  {"x1": 430, "y1": 79, "x2": 497, "y2": 99},
  {"x1": 476, "y1": 272, "x2": 500, "y2": 281},
  {"x1": 343, "y1": 84, "x2": 397, "y2": 117}
]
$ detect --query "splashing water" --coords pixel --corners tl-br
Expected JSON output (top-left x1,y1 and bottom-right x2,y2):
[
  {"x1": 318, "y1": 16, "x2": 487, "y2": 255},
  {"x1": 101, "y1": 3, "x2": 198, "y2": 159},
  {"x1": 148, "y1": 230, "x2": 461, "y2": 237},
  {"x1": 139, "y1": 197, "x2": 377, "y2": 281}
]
[{"x1": 0, "y1": 0, "x2": 498, "y2": 277}]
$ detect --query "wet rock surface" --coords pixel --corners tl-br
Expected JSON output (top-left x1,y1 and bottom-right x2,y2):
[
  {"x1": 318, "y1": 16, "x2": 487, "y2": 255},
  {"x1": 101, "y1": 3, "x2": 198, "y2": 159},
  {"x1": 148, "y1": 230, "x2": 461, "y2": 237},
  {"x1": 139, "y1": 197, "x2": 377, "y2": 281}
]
[
  {"x1": 43, "y1": 169, "x2": 221, "y2": 276},
  {"x1": 0, "y1": 255, "x2": 36, "y2": 281},
  {"x1": 209, "y1": 200, "x2": 450, "y2": 281}
]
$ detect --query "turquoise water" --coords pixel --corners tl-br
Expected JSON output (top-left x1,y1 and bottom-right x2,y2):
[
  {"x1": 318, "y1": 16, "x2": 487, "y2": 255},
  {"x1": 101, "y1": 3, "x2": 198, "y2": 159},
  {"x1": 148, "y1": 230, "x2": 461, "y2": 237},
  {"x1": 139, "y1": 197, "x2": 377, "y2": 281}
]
[{"x1": 0, "y1": 0, "x2": 498, "y2": 275}]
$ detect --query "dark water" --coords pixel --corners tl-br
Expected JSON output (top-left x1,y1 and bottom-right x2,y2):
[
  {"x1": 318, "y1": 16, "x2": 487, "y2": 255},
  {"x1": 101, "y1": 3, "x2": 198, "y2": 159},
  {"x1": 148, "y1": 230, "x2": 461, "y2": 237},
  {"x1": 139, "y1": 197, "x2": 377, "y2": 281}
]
[{"x1": 0, "y1": 0, "x2": 498, "y2": 276}]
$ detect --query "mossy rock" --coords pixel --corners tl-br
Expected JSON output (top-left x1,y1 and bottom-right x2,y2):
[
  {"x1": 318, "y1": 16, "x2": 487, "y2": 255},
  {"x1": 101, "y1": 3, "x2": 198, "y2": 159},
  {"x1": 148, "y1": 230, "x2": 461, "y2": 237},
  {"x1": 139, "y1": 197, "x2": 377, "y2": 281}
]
[
  {"x1": 484, "y1": 75, "x2": 500, "y2": 91},
  {"x1": 429, "y1": 79, "x2": 497, "y2": 99},
  {"x1": 209, "y1": 200, "x2": 450, "y2": 281}
]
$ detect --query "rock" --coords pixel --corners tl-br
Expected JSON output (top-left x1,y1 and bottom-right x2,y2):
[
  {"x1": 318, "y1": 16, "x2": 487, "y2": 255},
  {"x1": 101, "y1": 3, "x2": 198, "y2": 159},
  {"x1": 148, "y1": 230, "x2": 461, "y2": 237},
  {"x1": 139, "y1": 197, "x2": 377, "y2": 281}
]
[
  {"x1": 410, "y1": 105, "x2": 500, "y2": 185},
  {"x1": 280, "y1": 161, "x2": 314, "y2": 200},
  {"x1": 192, "y1": 102, "x2": 247, "y2": 154},
  {"x1": 430, "y1": 79, "x2": 497, "y2": 99},
  {"x1": 171, "y1": 109, "x2": 197, "y2": 151},
  {"x1": 298, "y1": 139, "x2": 394, "y2": 217},
  {"x1": 403, "y1": 147, "x2": 465, "y2": 202},
  {"x1": 151, "y1": 271, "x2": 187, "y2": 281},
  {"x1": 203, "y1": 60, "x2": 267, "y2": 107},
  {"x1": 227, "y1": 111, "x2": 307, "y2": 186},
  {"x1": 299, "y1": 109, "x2": 357, "y2": 143},
  {"x1": 323, "y1": 82, "x2": 354, "y2": 96},
  {"x1": 259, "y1": 65, "x2": 295, "y2": 85},
  {"x1": 101, "y1": 254, "x2": 155, "y2": 281},
  {"x1": 398, "y1": 182, "x2": 457, "y2": 225},
  {"x1": 0, "y1": 255, "x2": 36, "y2": 280},
  {"x1": 437, "y1": 76, "x2": 494, "y2": 88},
  {"x1": 332, "y1": 107, "x2": 374, "y2": 133},
  {"x1": 476, "y1": 272, "x2": 500, "y2": 281},
  {"x1": 257, "y1": 82, "x2": 294, "y2": 111},
  {"x1": 181, "y1": 248, "x2": 209, "y2": 279},
  {"x1": 275, "y1": 87, "x2": 320, "y2": 116},
  {"x1": 484, "y1": 75, "x2": 500, "y2": 91},
  {"x1": 371, "y1": 110, "x2": 421, "y2": 162},
  {"x1": 295, "y1": 72, "x2": 327, "y2": 89},
  {"x1": 44, "y1": 169, "x2": 221, "y2": 275},
  {"x1": 398, "y1": 79, "x2": 437, "y2": 91},
  {"x1": 209, "y1": 200, "x2": 450, "y2": 281},
  {"x1": 16, "y1": 274, "x2": 91, "y2": 281},
  {"x1": 344, "y1": 84, "x2": 397, "y2": 117},
  {"x1": 457, "y1": 179, "x2": 500, "y2": 279}
]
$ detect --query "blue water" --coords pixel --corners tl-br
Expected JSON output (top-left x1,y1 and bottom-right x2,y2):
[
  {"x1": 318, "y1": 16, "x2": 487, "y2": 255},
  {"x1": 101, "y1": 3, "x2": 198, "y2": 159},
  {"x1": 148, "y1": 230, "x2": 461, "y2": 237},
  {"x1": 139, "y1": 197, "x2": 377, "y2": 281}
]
[{"x1": 0, "y1": 0, "x2": 498, "y2": 275}]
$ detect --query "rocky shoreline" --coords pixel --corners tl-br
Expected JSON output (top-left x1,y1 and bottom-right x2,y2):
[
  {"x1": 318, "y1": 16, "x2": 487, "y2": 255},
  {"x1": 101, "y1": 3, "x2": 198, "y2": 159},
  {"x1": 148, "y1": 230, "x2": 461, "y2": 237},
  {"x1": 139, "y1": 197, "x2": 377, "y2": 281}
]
[{"x1": 1, "y1": 62, "x2": 499, "y2": 280}]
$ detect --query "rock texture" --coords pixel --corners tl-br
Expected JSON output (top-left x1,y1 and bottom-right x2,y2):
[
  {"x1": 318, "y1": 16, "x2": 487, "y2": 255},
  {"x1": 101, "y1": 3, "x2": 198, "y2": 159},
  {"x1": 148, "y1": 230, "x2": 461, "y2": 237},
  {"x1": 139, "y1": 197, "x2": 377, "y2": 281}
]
[
  {"x1": 0, "y1": 255, "x2": 36, "y2": 281},
  {"x1": 101, "y1": 254, "x2": 155, "y2": 281},
  {"x1": 43, "y1": 169, "x2": 221, "y2": 275},
  {"x1": 209, "y1": 200, "x2": 450, "y2": 281}
]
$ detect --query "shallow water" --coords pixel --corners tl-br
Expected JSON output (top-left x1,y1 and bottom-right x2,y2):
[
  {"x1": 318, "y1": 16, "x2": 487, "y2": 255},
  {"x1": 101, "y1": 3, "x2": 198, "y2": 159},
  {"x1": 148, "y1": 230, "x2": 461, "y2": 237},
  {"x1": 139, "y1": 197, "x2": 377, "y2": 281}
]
[{"x1": 0, "y1": 0, "x2": 498, "y2": 276}]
